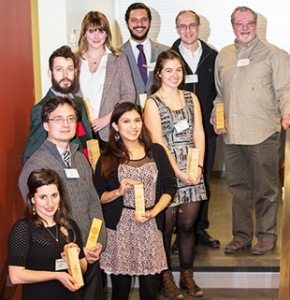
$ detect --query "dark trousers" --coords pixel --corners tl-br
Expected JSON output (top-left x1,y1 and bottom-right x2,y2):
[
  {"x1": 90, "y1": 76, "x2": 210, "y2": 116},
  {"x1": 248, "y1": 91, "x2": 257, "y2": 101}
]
[
  {"x1": 110, "y1": 273, "x2": 160, "y2": 300},
  {"x1": 81, "y1": 261, "x2": 103, "y2": 300},
  {"x1": 223, "y1": 133, "x2": 281, "y2": 243},
  {"x1": 196, "y1": 135, "x2": 217, "y2": 232},
  {"x1": 93, "y1": 131, "x2": 107, "y2": 152}
]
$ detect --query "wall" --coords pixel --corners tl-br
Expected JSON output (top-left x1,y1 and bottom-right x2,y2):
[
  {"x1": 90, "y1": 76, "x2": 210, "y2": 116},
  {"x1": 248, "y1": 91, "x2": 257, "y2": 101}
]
[
  {"x1": 36, "y1": 0, "x2": 290, "y2": 171},
  {"x1": 0, "y1": 0, "x2": 34, "y2": 298},
  {"x1": 38, "y1": 0, "x2": 115, "y2": 97}
]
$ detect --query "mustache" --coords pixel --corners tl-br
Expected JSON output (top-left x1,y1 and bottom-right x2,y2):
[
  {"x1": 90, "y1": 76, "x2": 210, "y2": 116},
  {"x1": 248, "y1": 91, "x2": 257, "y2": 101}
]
[
  {"x1": 133, "y1": 26, "x2": 147, "y2": 30},
  {"x1": 59, "y1": 77, "x2": 72, "y2": 84}
]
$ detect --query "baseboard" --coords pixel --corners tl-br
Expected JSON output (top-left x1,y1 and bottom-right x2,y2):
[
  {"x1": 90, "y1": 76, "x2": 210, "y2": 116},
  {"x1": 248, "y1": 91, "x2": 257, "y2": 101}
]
[{"x1": 105, "y1": 271, "x2": 279, "y2": 289}]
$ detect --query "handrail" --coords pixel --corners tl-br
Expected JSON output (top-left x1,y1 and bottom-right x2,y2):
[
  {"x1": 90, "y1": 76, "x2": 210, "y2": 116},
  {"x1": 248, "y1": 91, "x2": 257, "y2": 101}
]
[{"x1": 279, "y1": 129, "x2": 290, "y2": 299}]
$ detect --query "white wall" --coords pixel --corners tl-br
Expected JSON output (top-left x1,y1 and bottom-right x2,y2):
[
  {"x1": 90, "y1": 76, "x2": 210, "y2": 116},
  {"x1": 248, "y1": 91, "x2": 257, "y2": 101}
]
[
  {"x1": 115, "y1": 0, "x2": 290, "y2": 53},
  {"x1": 37, "y1": 0, "x2": 290, "y2": 96},
  {"x1": 37, "y1": 1, "x2": 290, "y2": 171},
  {"x1": 37, "y1": 0, "x2": 115, "y2": 96}
]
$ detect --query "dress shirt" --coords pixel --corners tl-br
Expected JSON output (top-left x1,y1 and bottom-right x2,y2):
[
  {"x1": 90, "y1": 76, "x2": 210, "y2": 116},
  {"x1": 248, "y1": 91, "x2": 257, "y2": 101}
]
[
  {"x1": 129, "y1": 38, "x2": 151, "y2": 76},
  {"x1": 213, "y1": 36, "x2": 290, "y2": 145},
  {"x1": 179, "y1": 40, "x2": 202, "y2": 73},
  {"x1": 79, "y1": 47, "x2": 110, "y2": 118}
]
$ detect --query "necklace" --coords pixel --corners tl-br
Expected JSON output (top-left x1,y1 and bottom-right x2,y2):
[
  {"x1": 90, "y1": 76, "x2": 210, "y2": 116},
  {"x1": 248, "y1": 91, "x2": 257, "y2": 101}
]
[
  {"x1": 46, "y1": 225, "x2": 59, "y2": 242},
  {"x1": 86, "y1": 49, "x2": 106, "y2": 64}
]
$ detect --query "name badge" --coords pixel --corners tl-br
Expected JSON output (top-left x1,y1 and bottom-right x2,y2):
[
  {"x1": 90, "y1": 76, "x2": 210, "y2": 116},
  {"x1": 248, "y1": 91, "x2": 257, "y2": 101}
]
[
  {"x1": 146, "y1": 62, "x2": 156, "y2": 69},
  {"x1": 64, "y1": 168, "x2": 80, "y2": 178},
  {"x1": 139, "y1": 93, "x2": 147, "y2": 110},
  {"x1": 55, "y1": 258, "x2": 68, "y2": 271},
  {"x1": 237, "y1": 58, "x2": 250, "y2": 67},
  {"x1": 175, "y1": 119, "x2": 189, "y2": 133},
  {"x1": 185, "y1": 74, "x2": 198, "y2": 83}
]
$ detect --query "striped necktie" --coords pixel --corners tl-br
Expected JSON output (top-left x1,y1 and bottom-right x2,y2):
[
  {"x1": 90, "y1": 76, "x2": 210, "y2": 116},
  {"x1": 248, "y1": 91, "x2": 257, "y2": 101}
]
[{"x1": 63, "y1": 150, "x2": 71, "y2": 167}]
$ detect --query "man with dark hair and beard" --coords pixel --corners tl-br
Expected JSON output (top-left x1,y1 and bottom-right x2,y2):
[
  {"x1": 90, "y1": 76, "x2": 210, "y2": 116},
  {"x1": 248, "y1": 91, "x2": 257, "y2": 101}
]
[
  {"x1": 120, "y1": 2, "x2": 169, "y2": 105},
  {"x1": 22, "y1": 45, "x2": 92, "y2": 165}
]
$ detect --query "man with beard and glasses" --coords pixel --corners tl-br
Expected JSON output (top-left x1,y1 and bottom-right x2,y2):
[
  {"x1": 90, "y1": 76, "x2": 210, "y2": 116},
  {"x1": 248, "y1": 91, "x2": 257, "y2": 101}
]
[
  {"x1": 211, "y1": 6, "x2": 290, "y2": 255},
  {"x1": 22, "y1": 46, "x2": 92, "y2": 165},
  {"x1": 119, "y1": 2, "x2": 169, "y2": 106}
]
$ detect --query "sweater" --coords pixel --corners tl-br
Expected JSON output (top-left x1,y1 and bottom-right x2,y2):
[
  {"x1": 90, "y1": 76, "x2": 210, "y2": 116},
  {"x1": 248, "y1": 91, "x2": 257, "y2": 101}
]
[
  {"x1": 94, "y1": 143, "x2": 176, "y2": 231},
  {"x1": 18, "y1": 139, "x2": 106, "y2": 247}
]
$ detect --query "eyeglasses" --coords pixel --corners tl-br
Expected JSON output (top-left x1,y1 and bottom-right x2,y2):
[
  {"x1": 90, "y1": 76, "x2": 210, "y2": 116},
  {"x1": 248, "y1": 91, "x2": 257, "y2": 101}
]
[
  {"x1": 233, "y1": 21, "x2": 256, "y2": 29},
  {"x1": 48, "y1": 116, "x2": 77, "y2": 124},
  {"x1": 177, "y1": 23, "x2": 199, "y2": 31}
]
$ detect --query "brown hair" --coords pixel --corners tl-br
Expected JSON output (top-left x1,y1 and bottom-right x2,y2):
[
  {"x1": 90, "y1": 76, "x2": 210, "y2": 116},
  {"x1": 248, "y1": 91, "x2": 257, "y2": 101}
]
[
  {"x1": 150, "y1": 49, "x2": 186, "y2": 94},
  {"x1": 77, "y1": 11, "x2": 120, "y2": 58},
  {"x1": 100, "y1": 102, "x2": 152, "y2": 178},
  {"x1": 25, "y1": 169, "x2": 70, "y2": 226}
]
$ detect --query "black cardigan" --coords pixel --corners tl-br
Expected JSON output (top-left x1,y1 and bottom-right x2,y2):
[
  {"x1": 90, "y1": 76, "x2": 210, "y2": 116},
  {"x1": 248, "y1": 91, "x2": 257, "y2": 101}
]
[{"x1": 94, "y1": 143, "x2": 176, "y2": 231}]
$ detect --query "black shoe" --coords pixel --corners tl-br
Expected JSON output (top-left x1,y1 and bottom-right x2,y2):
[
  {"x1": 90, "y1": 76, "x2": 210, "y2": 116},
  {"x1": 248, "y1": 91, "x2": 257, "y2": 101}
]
[{"x1": 197, "y1": 231, "x2": 221, "y2": 248}]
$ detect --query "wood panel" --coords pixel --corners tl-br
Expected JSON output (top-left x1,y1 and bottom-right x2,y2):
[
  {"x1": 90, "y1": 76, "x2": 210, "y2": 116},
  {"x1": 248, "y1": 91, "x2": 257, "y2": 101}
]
[
  {"x1": 0, "y1": 0, "x2": 34, "y2": 299},
  {"x1": 279, "y1": 129, "x2": 290, "y2": 299}
]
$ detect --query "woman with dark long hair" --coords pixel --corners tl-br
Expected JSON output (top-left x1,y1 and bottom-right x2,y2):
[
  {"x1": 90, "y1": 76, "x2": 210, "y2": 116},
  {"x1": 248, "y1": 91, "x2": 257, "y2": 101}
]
[
  {"x1": 8, "y1": 169, "x2": 87, "y2": 300},
  {"x1": 94, "y1": 102, "x2": 176, "y2": 300}
]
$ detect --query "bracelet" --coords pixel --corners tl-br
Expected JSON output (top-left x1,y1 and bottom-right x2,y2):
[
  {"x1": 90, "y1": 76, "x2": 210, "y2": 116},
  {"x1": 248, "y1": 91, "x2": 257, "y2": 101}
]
[{"x1": 198, "y1": 165, "x2": 203, "y2": 171}]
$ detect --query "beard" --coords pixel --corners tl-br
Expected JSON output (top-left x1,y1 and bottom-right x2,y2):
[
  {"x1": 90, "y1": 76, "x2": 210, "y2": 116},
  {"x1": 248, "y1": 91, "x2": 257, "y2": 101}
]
[
  {"x1": 128, "y1": 26, "x2": 150, "y2": 41},
  {"x1": 51, "y1": 76, "x2": 76, "y2": 94}
]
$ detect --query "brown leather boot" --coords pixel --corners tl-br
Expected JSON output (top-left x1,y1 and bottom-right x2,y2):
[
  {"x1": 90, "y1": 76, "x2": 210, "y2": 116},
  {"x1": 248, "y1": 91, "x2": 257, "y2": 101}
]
[
  {"x1": 161, "y1": 270, "x2": 184, "y2": 299},
  {"x1": 179, "y1": 269, "x2": 203, "y2": 297}
]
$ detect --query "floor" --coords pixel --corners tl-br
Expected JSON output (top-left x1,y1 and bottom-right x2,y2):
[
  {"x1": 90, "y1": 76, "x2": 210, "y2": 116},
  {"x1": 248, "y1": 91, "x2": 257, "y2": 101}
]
[
  {"x1": 103, "y1": 174, "x2": 282, "y2": 299},
  {"x1": 104, "y1": 287, "x2": 279, "y2": 300}
]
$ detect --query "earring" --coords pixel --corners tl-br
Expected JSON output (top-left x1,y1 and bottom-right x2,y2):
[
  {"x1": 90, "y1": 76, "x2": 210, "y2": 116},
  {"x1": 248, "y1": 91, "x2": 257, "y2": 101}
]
[
  {"x1": 139, "y1": 133, "x2": 143, "y2": 141},
  {"x1": 115, "y1": 131, "x2": 120, "y2": 142},
  {"x1": 32, "y1": 205, "x2": 36, "y2": 215}
]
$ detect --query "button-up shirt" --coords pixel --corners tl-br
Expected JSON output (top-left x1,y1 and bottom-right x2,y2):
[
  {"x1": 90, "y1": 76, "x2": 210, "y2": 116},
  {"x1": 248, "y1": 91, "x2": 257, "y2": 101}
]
[{"x1": 212, "y1": 36, "x2": 290, "y2": 145}]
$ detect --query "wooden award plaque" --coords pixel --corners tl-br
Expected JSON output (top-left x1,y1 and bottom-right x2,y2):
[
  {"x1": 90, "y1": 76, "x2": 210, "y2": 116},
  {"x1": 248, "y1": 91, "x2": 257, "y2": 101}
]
[
  {"x1": 134, "y1": 183, "x2": 145, "y2": 215},
  {"x1": 65, "y1": 247, "x2": 84, "y2": 290},
  {"x1": 86, "y1": 218, "x2": 103, "y2": 250},
  {"x1": 186, "y1": 148, "x2": 200, "y2": 181}
]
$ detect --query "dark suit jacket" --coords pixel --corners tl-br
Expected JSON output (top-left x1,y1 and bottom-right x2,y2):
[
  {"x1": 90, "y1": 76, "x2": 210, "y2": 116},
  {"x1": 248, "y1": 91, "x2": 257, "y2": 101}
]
[
  {"x1": 120, "y1": 40, "x2": 169, "y2": 104},
  {"x1": 21, "y1": 89, "x2": 92, "y2": 165}
]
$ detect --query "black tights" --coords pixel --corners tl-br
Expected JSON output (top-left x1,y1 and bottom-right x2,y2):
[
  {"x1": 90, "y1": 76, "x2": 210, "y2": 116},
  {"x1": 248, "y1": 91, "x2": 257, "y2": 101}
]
[
  {"x1": 110, "y1": 273, "x2": 160, "y2": 300},
  {"x1": 163, "y1": 202, "x2": 200, "y2": 270}
]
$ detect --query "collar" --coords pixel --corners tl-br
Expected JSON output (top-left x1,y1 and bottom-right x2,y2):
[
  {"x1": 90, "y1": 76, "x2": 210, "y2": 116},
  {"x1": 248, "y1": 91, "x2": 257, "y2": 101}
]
[
  {"x1": 44, "y1": 139, "x2": 79, "y2": 156},
  {"x1": 129, "y1": 37, "x2": 150, "y2": 49},
  {"x1": 179, "y1": 39, "x2": 202, "y2": 56},
  {"x1": 234, "y1": 35, "x2": 259, "y2": 50},
  {"x1": 50, "y1": 88, "x2": 73, "y2": 99},
  {"x1": 57, "y1": 145, "x2": 71, "y2": 156}
]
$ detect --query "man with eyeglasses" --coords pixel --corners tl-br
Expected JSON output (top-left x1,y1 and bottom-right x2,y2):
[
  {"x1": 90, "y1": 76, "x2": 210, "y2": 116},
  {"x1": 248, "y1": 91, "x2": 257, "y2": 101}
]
[
  {"x1": 120, "y1": 2, "x2": 169, "y2": 106},
  {"x1": 22, "y1": 46, "x2": 92, "y2": 165},
  {"x1": 19, "y1": 96, "x2": 106, "y2": 300},
  {"x1": 211, "y1": 6, "x2": 290, "y2": 255},
  {"x1": 171, "y1": 10, "x2": 220, "y2": 250}
]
